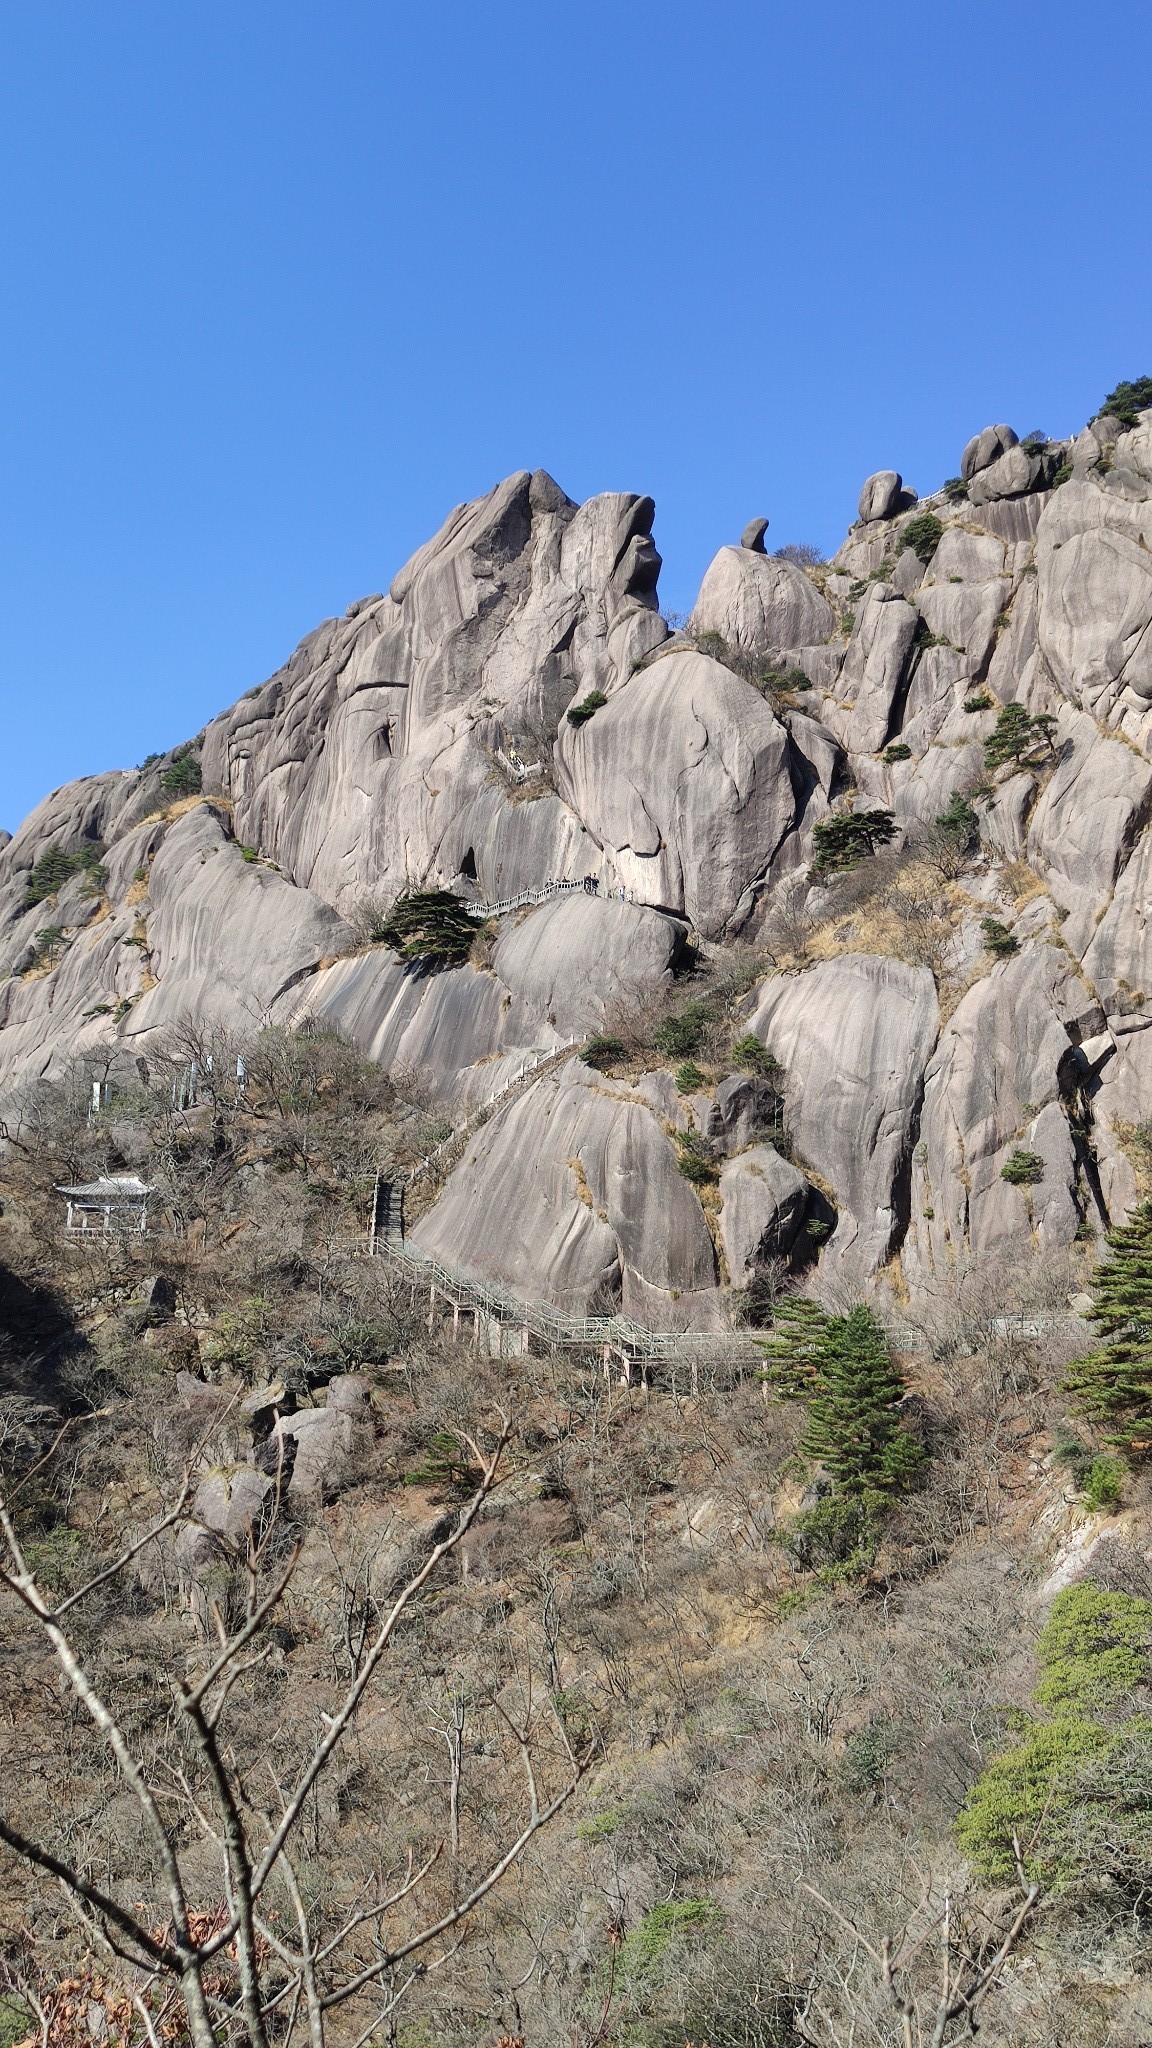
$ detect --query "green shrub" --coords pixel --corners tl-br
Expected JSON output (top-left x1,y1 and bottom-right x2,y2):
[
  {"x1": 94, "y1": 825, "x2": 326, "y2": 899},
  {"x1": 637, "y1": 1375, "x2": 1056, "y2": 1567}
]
[
  {"x1": 957, "y1": 1714, "x2": 1114, "y2": 1882},
  {"x1": 1082, "y1": 1453, "x2": 1126, "y2": 1512},
  {"x1": 654, "y1": 1000, "x2": 715, "y2": 1059},
  {"x1": 935, "y1": 791, "x2": 979, "y2": 854},
  {"x1": 1098, "y1": 376, "x2": 1152, "y2": 428},
  {"x1": 783, "y1": 665, "x2": 812, "y2": 691},
  {"x1": 372, "y1": 888, "x2": 479, "y2": 970},
  {"x1": 981, "y1": 917, "x2": 1018, "y2": 958},
  {"x1": 900, "y1": 511, "x2": 944, "y2": 564},
  {"x1": 1001, "y1": 1148, "x2": 1044, "y2": 1187},
  {"x1": 566, "y1": 689, "x2": 608, "y2": 727},
  {"x1": 942, "y1": 476, "x2": 968, "y2": 502},
  {"x1": 241, "y1": 844, "x2": 259, "y2": 862},
  {"x1": 883, "y1": 741, "x2": 912, "y2": 763},
  {"x1": 963, "y1": 689, "x2": 993, "y2": 712},
  {"x1": 0, "y1": 1995, "x2": 34, "y2": 2048},
  {"x1": 21, "y1": 840, "x2": 106, "y2": 909},
  {"x1": 730, "y1": 1032, "x2": 784, "y2": 1083},
  {"x1": 403, "y1": 1430, "x2": 481, "y2": 1499},
  {"x1": 675, "y1": 1060, "x2": 708, "y2": 1094},
  {"x1": 1050, "y1": 460, "x2": 1073, "y2": 487},
  {"x1": 1034, "y1": 1583, "x2": 1151, "y2": 1713},
  {"x1": 787, "y1": 1490, "x2": 887, "y2": 1572},
  {"x1": 161, "y1": 748, "x2": 202, "y2": 796},
  {"x1": 30, "y1": 925, "x2": 68, "y2": 968},
  {"x1": 811, "y1": 808, "x2": 898, "y2": 875},
  {"x1": 957, "y1": 1583, "x2": 1152, "y2": 1885},
  {"x1": 675, "y1": 1129, "x2": 719, "y2": 1185},
  {"x1": 575, "y1": 1804, "x2": 629, "y2": 1843},
  {"x1": 841, "y1": 1718, "x2": 900, "y2": 1791},
  {"x1": 618, "y1": 1898, "x2": 720, "y2": 1978}
]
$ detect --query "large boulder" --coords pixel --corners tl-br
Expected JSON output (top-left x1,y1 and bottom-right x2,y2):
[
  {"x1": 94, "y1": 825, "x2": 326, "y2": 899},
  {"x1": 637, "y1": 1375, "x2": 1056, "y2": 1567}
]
[
  {"x1": 746, "y1": 956, "x2": 940, "y2": 1282},
  {"x1": 557, "y1": 650, "x2": 797, "y2": 938},
  {"x1": 1084, "y1": 828, "x2": 1152, "y2": 1005},
  {"x1": 193, "y1": 1466, "x2": 272, "y2": 1541},
  {"x1": 857, "y1": 471, "x2": 904, "y2": 523},
  {"x1": 961, "y1": 424, "x2": 1018, "y2": 481},
  {"x1": 1035, "y1": 478, "x2": 1152, "y2": 720},
  {"x1": 688, "y1": 545, "x2": 835, "y2": 654},
  {"x1": 127, "y1": 805, "x2": 352, "y2": 1038},
  {"x1": 719, "y1": 1146, "x2": 809, "y2": 1285},
  {"x1": 821, "y1": 585, "x2": 919, "y2": 755},
  {"x1": 270, "y1": 1375, "x2": 373, "y2": 1501},
  {"x1": 412, "y1": 1060, "x2": 722, "y2": 1328},
  {"x1": 1026, "y1": 713, "x2": 1152, "y2": 958},
  {"x1": 968, "y1": 444, "x2": 1046, "y2": 505},
  {"x1": 491, "y1": 896, "x2": 687, "y2": 1035}
]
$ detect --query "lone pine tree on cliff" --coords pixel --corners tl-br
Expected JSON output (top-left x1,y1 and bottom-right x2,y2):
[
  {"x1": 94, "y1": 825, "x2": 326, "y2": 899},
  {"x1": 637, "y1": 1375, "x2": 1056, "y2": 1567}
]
[{"x1": 1067, "y1": 1200, "x2": 1152, "y2": 1454}]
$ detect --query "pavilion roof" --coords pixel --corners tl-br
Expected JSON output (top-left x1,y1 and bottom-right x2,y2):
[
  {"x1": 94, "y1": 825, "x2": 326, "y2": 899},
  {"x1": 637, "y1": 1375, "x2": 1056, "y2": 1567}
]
[{"x1": 55, "y1": 1176, "x2": 154, "y2": 1201}]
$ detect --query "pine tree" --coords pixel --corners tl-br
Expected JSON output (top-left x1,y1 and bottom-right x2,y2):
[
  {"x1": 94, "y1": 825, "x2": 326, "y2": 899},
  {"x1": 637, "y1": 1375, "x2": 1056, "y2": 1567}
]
[
  {"x1": 1066, "y1": 1200, "x2": 1152, "y2": 1454},
  {"x1": 984, "y1": 702, "x2": 1057, "y2": 773},
  {"x1": 757, "y1": 1294, "x2": 830, "y2": 1398},
  {"x1": 373, "y1": 888, "x2": 480, "y2": 969},
  {"x1": 811, "y1": 808, "x2": 897, "y2": 875},
  {"x1": 799, "y1": 1305, "x2": 923, "y2": 1496}
]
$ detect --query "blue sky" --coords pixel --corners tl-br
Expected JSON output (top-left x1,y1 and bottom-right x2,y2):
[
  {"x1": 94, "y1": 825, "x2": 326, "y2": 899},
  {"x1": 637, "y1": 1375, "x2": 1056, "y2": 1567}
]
[{"x1": 1, "y1": 0, "x2": 1148, "y2": 831}]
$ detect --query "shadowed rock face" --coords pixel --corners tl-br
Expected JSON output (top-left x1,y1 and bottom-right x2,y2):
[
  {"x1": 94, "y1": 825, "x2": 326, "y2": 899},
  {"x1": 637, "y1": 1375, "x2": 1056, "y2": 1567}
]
[
  {"x1": 8, "y1": 407, "x2": 1152, "y2": 1322},
  {"x1": 748, "y1": 956, "x2": 940, "y2": 1287}
]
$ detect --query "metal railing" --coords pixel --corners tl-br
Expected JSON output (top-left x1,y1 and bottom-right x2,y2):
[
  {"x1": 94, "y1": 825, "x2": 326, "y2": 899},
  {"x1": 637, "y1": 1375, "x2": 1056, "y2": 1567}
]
[
  {"x1": 377, "y1": 1233, "x2": 764, "y2": 1370},
  {"x1": 405, "y1": 1035, "x2": 583, "y2": 1188},
  {"x1": 463, "y1": 877, "x2": 636, "y2": 921}
]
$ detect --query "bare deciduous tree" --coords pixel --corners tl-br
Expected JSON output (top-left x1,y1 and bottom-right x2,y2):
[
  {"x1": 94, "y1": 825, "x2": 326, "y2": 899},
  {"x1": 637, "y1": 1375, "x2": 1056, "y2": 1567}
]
[{"x1": 0, "y1": 1417, "x2": 588, "y2": 2048}]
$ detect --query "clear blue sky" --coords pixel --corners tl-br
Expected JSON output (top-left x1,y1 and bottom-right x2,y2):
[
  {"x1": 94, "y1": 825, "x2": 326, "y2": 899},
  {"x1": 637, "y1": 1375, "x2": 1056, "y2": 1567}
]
[{"x1": 1, "y1": 1, "x2": 1148, "y2": 832}]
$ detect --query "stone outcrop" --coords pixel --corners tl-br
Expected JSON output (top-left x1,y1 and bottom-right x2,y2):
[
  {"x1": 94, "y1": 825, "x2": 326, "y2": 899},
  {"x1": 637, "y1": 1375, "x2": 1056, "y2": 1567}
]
[
  {"x1": 557, "y1": 650, "x2": 796, "y2": 937},
  {"x1": 688, "y1": 545, "x2": 835, "y2": 656},
  {"x1": 8, "y1": 397, "x2": 1152, "y2": 1327},
  {"x1": 961, "y1": 423, "x2": 1018, "y2": 480},
  {"x1": 411, "y1": 1060, "x2": 723, "y2": 1328},
  {"x1": 857, "y1": 471, "x2": 904, "y2": 523},
  {"x1": 747, "y1": 956, "x2": 940, "y2": 1284},
  {"x1": 903, "y1": 946, "x2": 1095, "y2": 1289},
  {"x1": 719, "y1": 1146, "x2": 809, "y2": 1284}
]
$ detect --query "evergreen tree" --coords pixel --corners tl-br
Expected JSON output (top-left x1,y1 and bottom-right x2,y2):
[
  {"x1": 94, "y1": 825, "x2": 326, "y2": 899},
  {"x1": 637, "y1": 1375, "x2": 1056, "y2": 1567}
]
[
  {"x1": 811, "y1": 808, "x2": 897, "y2": 875},
  {"x1": 1066, "y1": 1200, "x2": 1152, "y2": 1454},
  {"x1": 1099, "y1": 376, "x2": 1152, "y2": 428},
  {"x1": 984, "y1": 702, "x2": 1057, "y2": 772},
  {"x1": 373, "y1": 888, "x2": 480, "y2": 969},
  {"x1": 161, "y1": 748, "x2": 203, "y2": 797},
  {"x1": 757, "y1": 1294, "x2": 830, "y2": 1398},
  {"x1": 935, "y1": 790, "x2": 978, "y2": 853},
  {"x1": 799, "y1": 1305, "x2": 923, "y2": 1495}
]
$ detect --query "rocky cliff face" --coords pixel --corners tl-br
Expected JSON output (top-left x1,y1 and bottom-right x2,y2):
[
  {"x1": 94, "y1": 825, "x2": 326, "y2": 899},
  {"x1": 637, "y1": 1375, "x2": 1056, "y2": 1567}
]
[{"x1": 4, "y1": 403, "x2": 1152, "y2": 1324}]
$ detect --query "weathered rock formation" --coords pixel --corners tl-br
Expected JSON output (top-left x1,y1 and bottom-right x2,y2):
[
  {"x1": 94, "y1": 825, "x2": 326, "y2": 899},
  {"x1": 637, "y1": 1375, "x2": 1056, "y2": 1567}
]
[{"x1": 6, "y1": 396, "x2": 1152, "y2": 1326}]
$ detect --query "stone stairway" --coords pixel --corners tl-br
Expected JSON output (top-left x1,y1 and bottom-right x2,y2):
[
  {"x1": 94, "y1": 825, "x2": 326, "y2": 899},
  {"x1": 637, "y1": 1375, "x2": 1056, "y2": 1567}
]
[{"x1": 461, "y1": 876, "x2": 635, "y2": 920}]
